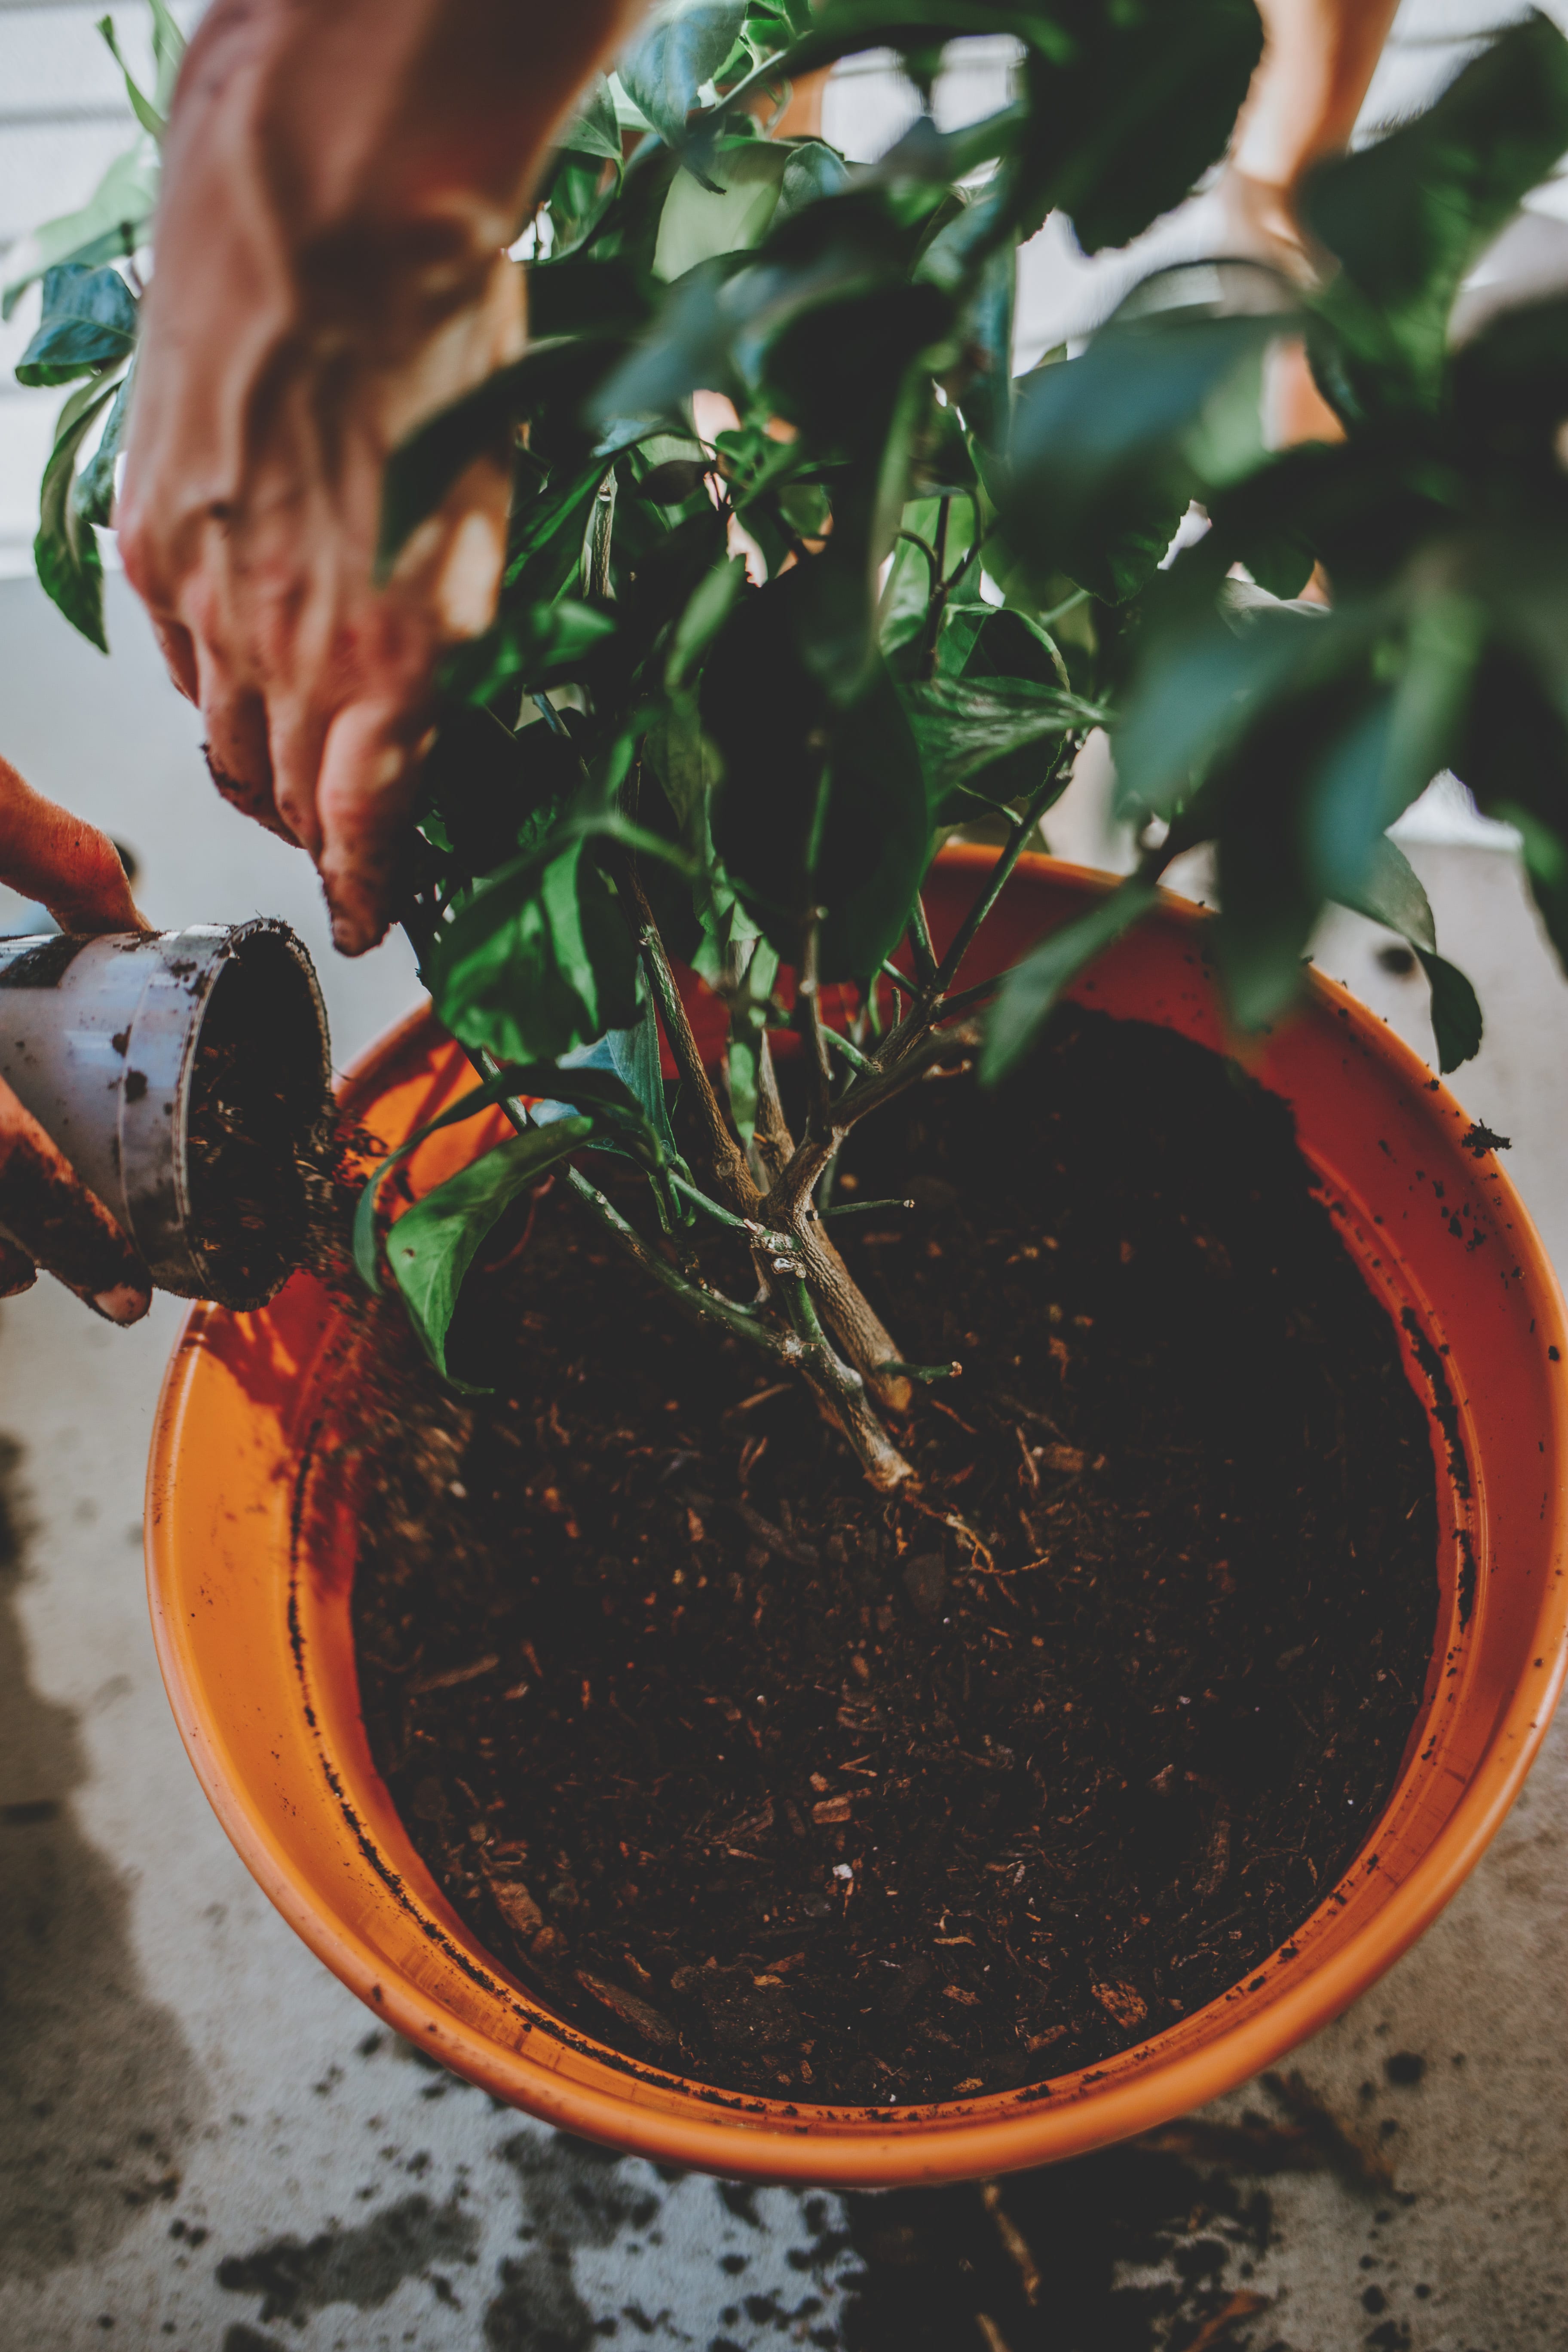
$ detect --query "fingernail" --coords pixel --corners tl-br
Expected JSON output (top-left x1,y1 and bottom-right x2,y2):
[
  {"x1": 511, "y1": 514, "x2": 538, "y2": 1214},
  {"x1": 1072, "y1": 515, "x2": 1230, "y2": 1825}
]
[
  {"x1": 331, "y1": 910, "x2": 370, "y2": 956},
  {"x1": 93, "y1": 1282, "x2": 152, "y2": 1326}
]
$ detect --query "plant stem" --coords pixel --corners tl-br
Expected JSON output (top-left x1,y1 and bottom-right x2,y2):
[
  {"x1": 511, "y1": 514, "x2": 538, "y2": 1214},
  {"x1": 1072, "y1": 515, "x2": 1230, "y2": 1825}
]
[
  {"x1": 667, "y1": 1169, "x2": 797, "y2": 1255},
  {"x1": 923, "y1": 739, "x2": 1079, "y2": 1008},
  {"x1": 796, "y1": 918, "x2": 833, "y2": 1126},
  {"x1": 568, "y1": 1167, "x2": 911, "y2": 1489},
  {"x1": 906, "y1": 893, "x2": 939, "y2": 988},
  {"x1": 821, "y1": 1026, "x2": 877, "y2": 1075},
  {"x1": 622, "y1": 864, "x2": 760, "y2": 1219},
  {"x1": 750, "y1": 1027, "x2": 796, "y2": 1187},
  {"x1": 821, "y1": 1195, "x2": 916, "y2": 1218},
  {"x1": 917, "y1": 496, "x2": 954, "y2": 678}
]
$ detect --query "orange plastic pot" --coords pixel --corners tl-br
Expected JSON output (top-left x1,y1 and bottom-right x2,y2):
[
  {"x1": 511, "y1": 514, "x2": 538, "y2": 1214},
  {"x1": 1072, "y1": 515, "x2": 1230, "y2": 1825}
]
[{"x1": 147, "y1": 851, "x2": 1568, "y2": 2185}]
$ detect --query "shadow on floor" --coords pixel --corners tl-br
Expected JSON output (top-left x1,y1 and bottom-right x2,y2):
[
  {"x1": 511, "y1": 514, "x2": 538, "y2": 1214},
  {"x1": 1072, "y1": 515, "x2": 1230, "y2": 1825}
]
[{"x1": 0, "y1": 1432, "x2": 206, "y2": 2275}]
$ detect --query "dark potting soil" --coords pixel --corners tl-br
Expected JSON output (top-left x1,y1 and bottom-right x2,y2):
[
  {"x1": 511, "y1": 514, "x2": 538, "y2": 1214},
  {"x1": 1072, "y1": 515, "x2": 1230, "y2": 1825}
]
[
  {"x1": 185, "y1": 959, "x2": 325, "y2": 1308},
  {"x1": 349, "y1": 1008, "x2": 1439, "y2": 2106}
]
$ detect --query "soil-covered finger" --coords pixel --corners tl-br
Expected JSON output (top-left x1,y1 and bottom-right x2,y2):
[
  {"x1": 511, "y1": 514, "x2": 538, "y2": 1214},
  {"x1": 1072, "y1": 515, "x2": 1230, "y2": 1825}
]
[
  {"x1": 316, "y1": 699, "x2": 427, "y2": 954},
  {"x1": 0, "y1": 1094, "x2": 150, "y2": 1322},
  {"x1": 0, "y1": 1237, "x2": 37, "y2": 1298}
]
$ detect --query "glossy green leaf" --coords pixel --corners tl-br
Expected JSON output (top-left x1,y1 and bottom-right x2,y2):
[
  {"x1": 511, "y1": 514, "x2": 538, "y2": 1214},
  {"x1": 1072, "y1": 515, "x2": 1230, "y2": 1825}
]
[
  {"x1": 774, "y1": 140, "x2": 852, "y2": 225},
  {"x1": 1326, "y1": 833, "x2": 1482, "y2": 1073},
  {"x1": 1213, "y1": 796, "x2": 1318, "y2": 1034},
  {"x1": 1415, "y1": 949, "x2": 1484, "y2": 1075},
  {"x1": 2, "y1": 138, "x2": 159, "y2": 316},
  {"x1": 704, "y1": 568, "x2": 932, "y2": 976},
  {"x1": 1304, "y1": 15, "x2": 1568, "y2": 415},
  {"x1": 620, "y1": 0, "x2": 749, "y2": 145},
  {"x1": 545, "y1": 998, "x2": 682, "y2": 1175},
  {"x1": 1113, "y1": 591, "x2": 1369, "y2": 822},
  {"x1": 1003, "y1": 306, "x2": 1282, "y2": 603},
  {"x1": 1302, "y1": 596, "x2": 1483, "y2": 906},
  {"x1": 148, "y1": 0, "x2": 185, "y2": 112},
  {"x1": 438, "y1": 596, "x2": 616, "y2": 707},
  {"x1": 71, "y1": 363, "x2": 133, "y2": 530},
  {"x1": 97, "y1": 13, "x2": 167, "y2": 141},
  {"x1": 560, "y1": 76, "x2": 624, "y2": 163},
  {"x1": 1332, "y1": 833, "x2": 1436, "y2": 955},
  {"x1": 654, "y1": 139, "x2": 789, "y2": 279},
  {"x1": 982, "y1": 876, "x2": 1158, "y2": 1083},
  {"x1": 667, "y1": 553, "x2": 746, "y2": 690},
  {"x1": 351, "y1": 1058, "x2": 562, "y2": 1294},
  {"x1": 643, "y1": 697, "x2": 758, "y2": 984},
  {"x1": 742, "y1": 2, "x2": 1072, "y2": 87},
  {"x1": 904, "y1": 671, "x2": 1101, "y2": 818},
  {"x1": 1015, "y1": 0, "x2": 1263, "y2": 255},
  {"x1": 419, "y1": 701, "x2": 581, "y2": 873},
  {"x1": 389, "y1": 1121, "x2": 593, "y2": 1382},
  {"x1": 15, "y1": 263, "x2": 137, "y2": 386},
  {"x1": 35, "y1": 376, "x2": 120, "y2": 649},
  {"x1": 427, "y1": 834, "x2": 639, "y2": 1065}
]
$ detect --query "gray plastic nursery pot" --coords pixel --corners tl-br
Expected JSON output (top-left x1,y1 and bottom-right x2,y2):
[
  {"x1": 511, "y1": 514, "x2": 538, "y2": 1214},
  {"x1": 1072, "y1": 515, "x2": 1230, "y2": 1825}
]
[{"x1": 0, "y1": 919, "x2": 329, "y2": 1309}]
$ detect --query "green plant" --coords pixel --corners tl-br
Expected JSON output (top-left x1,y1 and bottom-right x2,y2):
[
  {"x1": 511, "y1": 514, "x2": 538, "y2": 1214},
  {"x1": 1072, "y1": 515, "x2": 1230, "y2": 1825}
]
[
  {"x1": 23, "y1": 3, "x2": 1568, "y2": 1489},
  {"x1": 7, "y1": 0, "x2": 183, "y2": 649}
]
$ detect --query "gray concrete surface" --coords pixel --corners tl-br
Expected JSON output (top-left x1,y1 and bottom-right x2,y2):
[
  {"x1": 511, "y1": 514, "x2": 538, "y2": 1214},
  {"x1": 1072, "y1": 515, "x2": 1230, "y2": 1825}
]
[{"x1": 0, "y1": 572, "x2": 1567, "y2": 2352}]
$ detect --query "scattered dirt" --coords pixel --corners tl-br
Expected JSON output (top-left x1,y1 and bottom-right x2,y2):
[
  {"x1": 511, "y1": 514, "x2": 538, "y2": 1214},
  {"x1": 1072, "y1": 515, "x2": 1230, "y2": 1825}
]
[{"x1": 349, "y1": 1008, "x2": 1439, "y2": 2104}]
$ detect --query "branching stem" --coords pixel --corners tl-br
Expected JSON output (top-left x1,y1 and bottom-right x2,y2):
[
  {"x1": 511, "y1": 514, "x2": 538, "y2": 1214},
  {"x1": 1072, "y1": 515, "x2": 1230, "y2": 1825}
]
[{"x1": 622, "y1": 864, "x2": 759, "y2": 1219}]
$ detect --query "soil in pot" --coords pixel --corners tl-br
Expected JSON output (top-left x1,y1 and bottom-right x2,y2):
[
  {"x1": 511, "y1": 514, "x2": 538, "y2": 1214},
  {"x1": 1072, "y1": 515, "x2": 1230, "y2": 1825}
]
[
  {"x1": 185, "y1": 954, "x2": 333, "y2": 1308},
  {"x1": 349, "y1": 1006, "x2": 1439, "y2": 2106}
]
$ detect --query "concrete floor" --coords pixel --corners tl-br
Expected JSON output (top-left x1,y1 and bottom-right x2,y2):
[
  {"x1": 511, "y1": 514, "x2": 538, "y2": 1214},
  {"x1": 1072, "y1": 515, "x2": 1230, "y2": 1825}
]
[{"x1": 0, "y1": 573, "x2": 1565, "y2": 2351}]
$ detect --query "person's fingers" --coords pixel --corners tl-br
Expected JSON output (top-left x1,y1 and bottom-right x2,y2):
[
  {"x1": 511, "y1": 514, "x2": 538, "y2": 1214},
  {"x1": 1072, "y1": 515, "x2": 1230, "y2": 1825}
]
[
  {"x1": 0, "y1": 1081, "x2": 150, "y2": 1324},
  {"x1": 203, "y1": 744, "x2": 302, "y2": 845},
  {"x1": 315, "y1": 699, "x2": 432, "y2": 954},
  {"x1": 0, "y1": 755, "x2": 148, "y2": 934},
  {"x1": 195, "y1": 636, "x2": 275, "y2": 803},
  {"x1": 151, "y1": 613, "x2": 201, "y2": 705},
  {"x1": 0, "y1": 1238, "x2": 37, "y2": 1299},
  {"x1": 266, "y1": 698, "x2": 331, "y2": 861}
]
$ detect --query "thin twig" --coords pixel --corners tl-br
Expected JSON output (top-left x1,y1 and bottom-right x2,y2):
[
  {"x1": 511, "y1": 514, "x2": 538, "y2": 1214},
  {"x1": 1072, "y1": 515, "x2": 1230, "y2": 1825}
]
[
  {"x1": 622, "y1": 863, "x2": 759, "y2": 1219},
  {"x1": 796, "y1": 916, "x2": 833, "y2": 1127},
  {"x1": 821, "y1": 1195, "x2": 915, "y2": 1219},
  {"x1": 906, "y1": 892, "x2": 939, "y2": 988},
  {"x1": 667, "y1": 1170, "x2": 798, "y2": 1255},
  {"x1": 750, "y1": 1026, "x2": 796, "y2": 1187},
  {"x1": 821, "y1": 1025, "x2": 877, "y2": 1075},
  {"x1": 925, "y1": 739, "x2": 1079, "y2": 1005}
]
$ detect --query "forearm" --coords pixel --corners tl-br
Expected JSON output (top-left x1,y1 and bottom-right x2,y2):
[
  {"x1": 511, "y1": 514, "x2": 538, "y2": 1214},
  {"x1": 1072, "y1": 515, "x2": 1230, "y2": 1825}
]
[
  {"x1": 1232, "y1": 0, "x2": 1402, "y2": 191},
  {"x1": 165, "y1": 0, "x2": 641, "y2": 248},
  {"x1": 126, "y1": 0, "x2": 642, "y2": 545}
]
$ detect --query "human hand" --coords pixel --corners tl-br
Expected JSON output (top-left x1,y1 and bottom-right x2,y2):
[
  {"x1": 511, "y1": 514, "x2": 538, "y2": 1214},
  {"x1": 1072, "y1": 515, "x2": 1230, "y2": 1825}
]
[
  {"x1": 0, "y1": 755, "x2": 151, "y2": 1323},
  {"x1": 117, "y1": 0, "x2": 644, "y2": 957},
  {"x1": 1220, "y1": 0, "x2": 1402, "y2": 282}
]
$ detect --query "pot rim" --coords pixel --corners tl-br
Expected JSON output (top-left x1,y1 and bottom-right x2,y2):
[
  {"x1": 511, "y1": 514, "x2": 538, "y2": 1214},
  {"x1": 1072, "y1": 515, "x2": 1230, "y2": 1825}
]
[{"x1": 146, "y1": 851, "x2": 1568, "y2": 2182}]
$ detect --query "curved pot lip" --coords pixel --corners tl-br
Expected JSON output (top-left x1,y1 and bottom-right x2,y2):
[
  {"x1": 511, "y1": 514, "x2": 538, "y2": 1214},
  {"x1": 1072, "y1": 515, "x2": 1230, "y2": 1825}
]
[{"x1": 146, "y1": 853, "x2": 1568, "y2": 2184}]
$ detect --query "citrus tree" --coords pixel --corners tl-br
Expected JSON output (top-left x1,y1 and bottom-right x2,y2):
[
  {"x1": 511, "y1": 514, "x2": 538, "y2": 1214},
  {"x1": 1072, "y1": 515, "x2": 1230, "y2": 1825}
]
[{"x1": 20, "y1": 2, "x2": 1568, "y2": 1486}]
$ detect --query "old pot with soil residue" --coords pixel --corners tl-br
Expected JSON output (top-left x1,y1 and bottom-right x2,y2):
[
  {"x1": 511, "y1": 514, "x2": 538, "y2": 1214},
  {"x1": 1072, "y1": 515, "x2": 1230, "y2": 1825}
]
[
  {"x1": 145, "y1": 852, "x2": 1568, "y2": 2186},
  {"x1": 0, "y1": 921, "x2": 330, "y2": 1310}
]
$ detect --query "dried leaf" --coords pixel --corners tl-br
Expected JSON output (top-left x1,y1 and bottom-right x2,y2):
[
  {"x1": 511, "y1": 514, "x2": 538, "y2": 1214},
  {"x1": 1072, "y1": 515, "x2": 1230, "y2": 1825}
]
[
  {"x1": 1092, "y1": 1980, "x2": 1148, "y2": 2030},
  {"x1": 576, "y1": 1967, "x2": 681, "y2": 2049}
]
